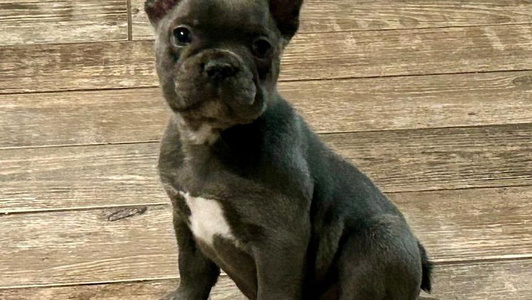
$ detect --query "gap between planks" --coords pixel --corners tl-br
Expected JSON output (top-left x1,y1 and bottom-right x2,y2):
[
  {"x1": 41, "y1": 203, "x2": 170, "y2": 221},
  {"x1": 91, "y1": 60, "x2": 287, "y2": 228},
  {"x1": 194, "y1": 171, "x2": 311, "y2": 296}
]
[
  {"x1": 6, "y1": 65, "x2": 529, "y2": 96},
  {"x1": 3, "y1": 184, "x2": 532, "y2": 216},
  {"x1": 1, "y1": 67, "x2": 531, "y2": 96},
  {"x1": 2, "y1": 122, "x2": 532, "y2": 152}
]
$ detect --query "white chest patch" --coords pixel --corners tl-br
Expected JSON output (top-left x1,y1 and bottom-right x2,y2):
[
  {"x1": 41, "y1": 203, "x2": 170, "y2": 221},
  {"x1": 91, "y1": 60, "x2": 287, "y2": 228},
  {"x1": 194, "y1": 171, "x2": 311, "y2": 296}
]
[{"x1": 179, "y1": 191, "x2": 235, "y2": 245}]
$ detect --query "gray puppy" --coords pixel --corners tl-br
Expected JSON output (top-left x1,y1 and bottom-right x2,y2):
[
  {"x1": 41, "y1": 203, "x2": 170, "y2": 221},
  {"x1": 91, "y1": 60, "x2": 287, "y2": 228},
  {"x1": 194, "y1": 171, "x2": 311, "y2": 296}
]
[{"x1": 145, "y1": 0, "x2": 432, "y2": 299}]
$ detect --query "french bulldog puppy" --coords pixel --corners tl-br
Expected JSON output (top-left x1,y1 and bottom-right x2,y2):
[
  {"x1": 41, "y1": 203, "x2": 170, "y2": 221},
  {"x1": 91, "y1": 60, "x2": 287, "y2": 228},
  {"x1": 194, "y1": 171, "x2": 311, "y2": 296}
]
[{"x1": 145, "y1": 0, "x2": 433, "y2": 299}]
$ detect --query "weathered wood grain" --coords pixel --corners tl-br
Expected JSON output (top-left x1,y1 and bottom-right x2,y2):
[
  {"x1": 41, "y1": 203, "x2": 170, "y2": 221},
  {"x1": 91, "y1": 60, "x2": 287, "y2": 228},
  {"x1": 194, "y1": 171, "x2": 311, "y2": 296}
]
[
  {"x1": 0, "y1": 276, "x2": 245, "y2": 300},
  {"x1": 131, "y1": 0, "x2": 532, "y2": 40},
  {"x1": 0, "y1": 88, "x2": 169, "y2": 148},
  {"x1": 2, "y1": 24, "x2": 531, "y2": 94},
  {"x1": 429, "y1": 259, "x2": 532, "y2": 300},
  {"x1": 0, "y1": 0, "x2": 128, "y2": 46},
  {"x1": 0, "y1": 41, "x2": 154, "y2": 94},
  {"x1": 2, "y1": 71, "x2": 531, "y2": 148},
  {"x1": 0, "y1": 143, "x2": 163, "y2": 213},
  {"x1": 0, "y1": 205, "x2": 177, "y2": 288},
  {"x1": 281, "y1": 24, "x2": 532, "y2": 81},
  {"x1": 393, "y1": 187, "x2": 532, "y2": 263},
  {"x1": 323, "y1": 124, "x2": 532, "y2": 192},
  {"x1": 2, "y1": 259, "x2": 532, "y2": 299},
  {"x1": 3, "y1": 259, "x2": 530, "y2": 300},
  {"x1": 1, "y1": 124, "x2": 530, "y2": 213},
  {"x1": 0, "y1": 189, "x2": 530, "y2": 288}
]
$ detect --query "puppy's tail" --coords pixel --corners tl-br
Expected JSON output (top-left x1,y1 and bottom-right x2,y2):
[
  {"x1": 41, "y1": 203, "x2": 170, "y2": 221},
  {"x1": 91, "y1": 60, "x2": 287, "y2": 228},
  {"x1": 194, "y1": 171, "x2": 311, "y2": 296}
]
[{"x1": 418, "y1": 241, "x2": 433, "y2": 293}]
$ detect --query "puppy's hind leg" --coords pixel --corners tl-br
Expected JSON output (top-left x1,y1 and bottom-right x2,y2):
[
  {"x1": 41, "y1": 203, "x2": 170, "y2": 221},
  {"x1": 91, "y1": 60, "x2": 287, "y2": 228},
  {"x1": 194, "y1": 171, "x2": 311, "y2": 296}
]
[
  {"x1": 336, "y1": 239, "x2": 386, "y2": 300},
  {"x1": 337, "y1": 217, "x2": 422, "y2": 300}
]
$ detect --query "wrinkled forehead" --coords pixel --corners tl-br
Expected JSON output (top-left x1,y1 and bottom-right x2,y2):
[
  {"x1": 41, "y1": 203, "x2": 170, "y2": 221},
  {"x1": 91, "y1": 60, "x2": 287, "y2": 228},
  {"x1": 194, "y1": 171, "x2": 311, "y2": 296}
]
[{"x1": 173, "y1": 0, "x2": 274, "y2": 33}]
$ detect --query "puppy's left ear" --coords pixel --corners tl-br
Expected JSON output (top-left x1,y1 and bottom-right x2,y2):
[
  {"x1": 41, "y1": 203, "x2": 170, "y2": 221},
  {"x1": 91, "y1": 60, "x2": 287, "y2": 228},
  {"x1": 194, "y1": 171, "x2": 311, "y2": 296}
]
[
  {"x1": 269, "y1": 0, "x2": 304, "y2": 40},
  {"x1": 144, "y1": 0, "x2": 181, "y2": 26}
]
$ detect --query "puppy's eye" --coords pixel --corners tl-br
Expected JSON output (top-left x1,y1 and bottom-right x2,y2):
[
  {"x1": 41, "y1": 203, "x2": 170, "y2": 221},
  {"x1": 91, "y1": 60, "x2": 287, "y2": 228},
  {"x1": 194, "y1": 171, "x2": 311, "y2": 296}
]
[
  {"x1": 173, "y1": 26, "x2": 193, "y2": 46},
  {"x1": 252, "y1": 38, "x2": 272, "y2": 58}
]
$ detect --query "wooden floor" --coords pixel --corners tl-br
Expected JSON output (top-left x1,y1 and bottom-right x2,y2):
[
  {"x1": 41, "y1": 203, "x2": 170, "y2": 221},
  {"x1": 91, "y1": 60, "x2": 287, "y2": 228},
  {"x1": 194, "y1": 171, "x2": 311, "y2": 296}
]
[{"x1": 1, "y1": 1, "x2": 531, "y2": 299}]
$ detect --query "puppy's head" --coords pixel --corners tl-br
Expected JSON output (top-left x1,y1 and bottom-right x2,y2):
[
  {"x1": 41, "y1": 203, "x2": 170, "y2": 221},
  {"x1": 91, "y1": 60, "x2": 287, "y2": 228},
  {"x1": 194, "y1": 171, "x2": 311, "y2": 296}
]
[{"x1": 145, "y1": 0, "x2": 303, "y2": 142}]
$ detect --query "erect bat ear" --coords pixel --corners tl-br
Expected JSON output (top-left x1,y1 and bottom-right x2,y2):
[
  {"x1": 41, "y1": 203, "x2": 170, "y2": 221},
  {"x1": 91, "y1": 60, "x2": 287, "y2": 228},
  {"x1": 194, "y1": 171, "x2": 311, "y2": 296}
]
[
  {"x1": 269, "y1": 0, "x2": 304, "y2": 40},
  {"x1": 144, "y1": 0, "x2": 181, "y2": 26}
]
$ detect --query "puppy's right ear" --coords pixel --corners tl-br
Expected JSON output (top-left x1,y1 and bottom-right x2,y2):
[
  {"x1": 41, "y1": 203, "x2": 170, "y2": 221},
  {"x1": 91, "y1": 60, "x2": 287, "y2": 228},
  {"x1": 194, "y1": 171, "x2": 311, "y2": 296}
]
[
  {"x1": 144, "y1": 0, "x2": 181, "y2": 26},
  {"x1": 269, "y1": 0, "x2": 304, "y2": 40}
]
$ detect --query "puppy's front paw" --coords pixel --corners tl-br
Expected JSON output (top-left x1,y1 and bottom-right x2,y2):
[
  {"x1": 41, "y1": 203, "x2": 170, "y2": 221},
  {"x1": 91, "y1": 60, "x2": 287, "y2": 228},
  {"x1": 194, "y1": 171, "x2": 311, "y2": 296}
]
[
  {"x1": 160, "y1": 289, "x2": 199, "y2": 300},
  {"x1": 159, "y1": 290, "x2": 178, "y2": 300}
]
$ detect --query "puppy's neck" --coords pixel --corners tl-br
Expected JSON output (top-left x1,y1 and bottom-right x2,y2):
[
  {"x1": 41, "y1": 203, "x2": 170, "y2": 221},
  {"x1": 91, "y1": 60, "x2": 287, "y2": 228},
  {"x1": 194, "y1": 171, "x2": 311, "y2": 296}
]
[
  {"x1": 170, "y1": 94, "x2": 291, "y2": 159},
  {"x1": 173, "y1": 115, "x2": 221, "y2": 146},
  {"x1": 173, "y1": 92, "x2": 284, "y2": 147}
]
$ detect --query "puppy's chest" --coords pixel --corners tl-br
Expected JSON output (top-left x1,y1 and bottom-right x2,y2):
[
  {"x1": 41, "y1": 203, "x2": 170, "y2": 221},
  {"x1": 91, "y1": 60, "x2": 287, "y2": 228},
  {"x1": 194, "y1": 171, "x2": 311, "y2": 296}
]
[{"x1": 179, "y1": 191, "x2": 237, "y2": 246}]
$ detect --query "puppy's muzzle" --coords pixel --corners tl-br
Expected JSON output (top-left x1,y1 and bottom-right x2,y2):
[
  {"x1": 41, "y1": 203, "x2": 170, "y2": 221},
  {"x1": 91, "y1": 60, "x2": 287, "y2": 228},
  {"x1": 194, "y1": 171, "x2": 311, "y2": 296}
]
[{"x1": 173, "y1": 48, "x2": 260, "y2": 116}]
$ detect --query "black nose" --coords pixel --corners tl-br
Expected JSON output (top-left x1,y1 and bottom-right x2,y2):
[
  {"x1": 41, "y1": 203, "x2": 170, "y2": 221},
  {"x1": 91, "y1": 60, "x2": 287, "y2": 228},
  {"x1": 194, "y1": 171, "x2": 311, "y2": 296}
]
[{"x1": 204, "y1": 60, "x2": 238, "y2": 80}]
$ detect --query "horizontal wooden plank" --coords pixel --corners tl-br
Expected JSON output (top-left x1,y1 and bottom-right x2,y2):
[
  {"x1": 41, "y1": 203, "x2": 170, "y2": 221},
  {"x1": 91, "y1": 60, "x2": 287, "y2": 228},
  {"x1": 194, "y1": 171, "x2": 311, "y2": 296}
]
[
  {"x1": 1, "y1": 124, "x2": 530, "y2": 213},
  {"x1": 281, "y1": 24, "x2": 532, "y2": 81},
  {"x1": 2, "y1": 259, "x2": 532, "y2": 299},
  {"x1": 131, "y1": 0, "x2": 532, "y2": 40},
  {"x1": 0, "y1": 187, "x2": 530, "y2": 287},
  {"x1": 0, "y1": 143, "x2": 163, "y2": 213},
  {"x1": 2, "y1": 71, "x2": 531, "y2": 148},
  {"x1": 0, "y1": 205, "x2": 178, "y2": 288},
  {"x1": 429, "y1": 259, "x2": 532, "y2": 300},
  {"x1": 289, "y1": 71, "x2": 532, "y2": 133},
  {"x1": 323, "y1": 124, "x2": 532, "y2": 192},
  {"x1": 0, "y1": 41, "x2": 155, "y2": 94},
  {"x1": 3, "y1": 259, "x2": 530, "y2": 300},
  {"x1": 2, "y1": 24, "x2": 532, "y2": 93},
  {"x1": 0, "y1": 88, "x2": 169, "y2": 148},
  {"x1": 0, "y1": 0, "x2": 128, "y2": 46},
  {"x1": 0, "y1": 276, "x2": 245, "y2": 300},
  {"x1": 393, "y1": 187, "x2": 532, "y2": 263}
]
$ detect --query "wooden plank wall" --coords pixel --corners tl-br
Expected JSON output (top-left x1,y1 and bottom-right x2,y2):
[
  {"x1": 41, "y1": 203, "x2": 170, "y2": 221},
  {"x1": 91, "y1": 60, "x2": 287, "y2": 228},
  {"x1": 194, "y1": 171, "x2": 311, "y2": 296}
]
[{"x1": 0, "y1": 0, "x2": 531, "y2": 299}]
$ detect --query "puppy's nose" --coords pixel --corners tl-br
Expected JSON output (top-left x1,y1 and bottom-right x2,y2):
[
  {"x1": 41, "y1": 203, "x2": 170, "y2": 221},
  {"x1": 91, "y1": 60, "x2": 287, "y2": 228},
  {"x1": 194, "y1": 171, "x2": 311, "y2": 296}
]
[{"x1": 204, "y1": 60, "x2": 238, "y2": 80}]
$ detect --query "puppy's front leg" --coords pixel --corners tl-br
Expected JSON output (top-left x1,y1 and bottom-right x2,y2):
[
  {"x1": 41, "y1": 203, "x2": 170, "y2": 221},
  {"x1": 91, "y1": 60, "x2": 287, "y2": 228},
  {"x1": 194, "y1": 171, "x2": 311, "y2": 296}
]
[
  {"x1": 253, "y1": 228, "x2": 310, "y2": 300},
  {"x1": 163, "y1": 217, "x2": 220, "y2": 300}
]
